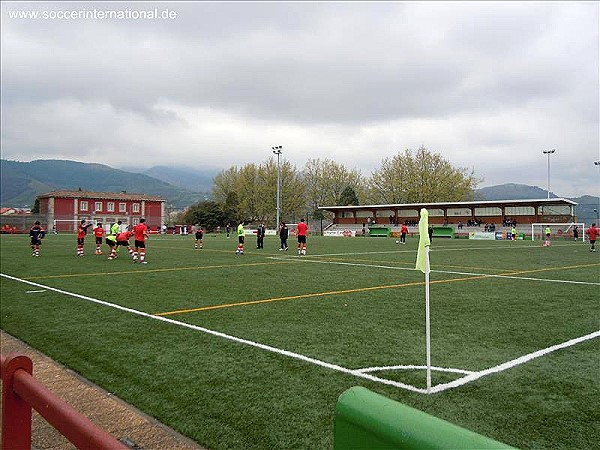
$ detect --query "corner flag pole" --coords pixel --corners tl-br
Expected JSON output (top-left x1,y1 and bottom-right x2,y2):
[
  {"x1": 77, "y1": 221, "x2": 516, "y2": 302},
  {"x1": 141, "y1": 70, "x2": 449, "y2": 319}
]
[
  {"x1": 415, "y1": 208, "x2": 432, "y2": 393},
  {"x1": 425, "y1": 245, "x2": 431, "y2": 393}
]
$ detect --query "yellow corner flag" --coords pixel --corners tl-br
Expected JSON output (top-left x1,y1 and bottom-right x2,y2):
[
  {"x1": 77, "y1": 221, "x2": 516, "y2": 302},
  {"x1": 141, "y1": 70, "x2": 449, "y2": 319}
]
[{"x1": 415, "y1": 208, "x2": 430, "y2": 273}]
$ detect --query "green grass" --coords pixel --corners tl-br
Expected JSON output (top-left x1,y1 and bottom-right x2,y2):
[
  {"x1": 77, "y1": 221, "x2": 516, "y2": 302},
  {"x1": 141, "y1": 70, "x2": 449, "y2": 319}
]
[{"x1": 1, "y1": 233, "x2": 599, "y2": 449}]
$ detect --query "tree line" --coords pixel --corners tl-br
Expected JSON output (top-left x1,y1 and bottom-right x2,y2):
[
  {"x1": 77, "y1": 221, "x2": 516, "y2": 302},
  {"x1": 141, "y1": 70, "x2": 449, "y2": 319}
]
[{"x1": 180, "y1": 146, "x2": 480, "y2": 230}]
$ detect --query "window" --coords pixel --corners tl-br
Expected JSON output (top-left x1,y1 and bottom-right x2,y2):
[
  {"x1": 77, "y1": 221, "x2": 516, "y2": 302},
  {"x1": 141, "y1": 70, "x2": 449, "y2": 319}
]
[
  {"x1": 95, "y1": 202, "x2": 103, "y2": 212},
  {"x1": 107, "y1": 202, "x2": 115, "y2": 212},
  {"x1": 132, "y1": 203, "x2": 140, "y2": 213},
  {"x1": 398, "y1": 210, "x2": 418, "y2": 217},
  {"x1": 505, "y1": 206, "x2": 535, "y2": 216},
  {"x1": 447, "y1": 208, "x2": 472, "y2": 217},
  {"x1": 474, "y1": 207, "x2": 502, "y2": 216},
  {"x1": 80, "y1": 201, "x2": 88, "y2": 211},
  {"x1": 132, "y1": 218, "x2": 139, "y2": 225},
  {"x1": 119, "y1": 203, "x2": 126, "y2": 213},
  {"x1": 428, "y1": 209, "x2": 445, "y2": 217}
]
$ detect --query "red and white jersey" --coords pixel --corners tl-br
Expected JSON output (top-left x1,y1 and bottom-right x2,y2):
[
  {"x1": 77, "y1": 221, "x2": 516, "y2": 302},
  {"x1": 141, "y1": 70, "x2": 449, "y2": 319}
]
[
  {"x1": 116, "y1": 231, "x2": 133, "y2": 241},
  {"x1": 93, "y1": 226, "x2": 105, "y2": 238},
  {"x1": 296, "y1": 222, "x2": 308, "y2": 236},
  {"x1": 77, "y1": 223, "x2": 91, "y2": 239},
  {"x1": 133, "y1": 223, "x2": 148, "y2": 241},
  {"x1": 586, "y1": 226, "x2": 599, "y2": 240}
]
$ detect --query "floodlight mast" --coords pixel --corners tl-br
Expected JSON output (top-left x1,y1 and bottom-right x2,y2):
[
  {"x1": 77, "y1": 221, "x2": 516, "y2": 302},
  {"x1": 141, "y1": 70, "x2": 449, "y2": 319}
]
[
  {"x1": 272, "y1": 146, "x2": 283, "y2": 231},
  {"x1": 542, "y1": 149, "x2": 556, "y2": 199}
]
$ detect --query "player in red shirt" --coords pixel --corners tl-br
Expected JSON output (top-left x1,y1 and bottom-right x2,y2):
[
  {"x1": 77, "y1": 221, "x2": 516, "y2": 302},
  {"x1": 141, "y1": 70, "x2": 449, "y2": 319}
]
[
  {"x1": 116, "y1": 229, "x2": 136, "y2": 260},
  {"x1": 400, "y1": 223, "x2": 409, "y2": 244},
  {"x1": 93, "y1": 223, "x2": 105, "y2": 255},
  {"x1": 76, "y1": 219, "x2": 93, "y2": 256},
  {"x1": 295, "y1": 218, "x2": 308, "y2": 255},
  {"x1": 586, "y1": 223, "x2": 598, "y2": 252},
  {"x1": 132, "y1": 218, "x2": 149, "y2": 263}
]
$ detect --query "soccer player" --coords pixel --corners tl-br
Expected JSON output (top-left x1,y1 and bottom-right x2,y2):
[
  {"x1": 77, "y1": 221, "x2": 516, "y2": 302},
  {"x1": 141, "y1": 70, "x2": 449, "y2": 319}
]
[
  {"x1": 256, "y1": 223, "x2": 265, "y2": 249},
  {"x1": 236, "y1": 221, "x2": 245, "y2": 255},
  {"x1": 76, "y1": 219, "x2": 93, "y2": 256},
  {"x1": 106, "y1": 233, "x2": 118, "y2": 260},
  {"x1": 544, "y1": 225, "x2": 552, "y2": 247},
  {"x1": 132, "y1": 218, "x2": 149, "y2": 263},
  {"x1": 279, "y1": 222, "x2": 289, "y2": 251},
  {"x1": 400, "y1": 223, "x2": 408, "y2": 244},
  {"x1": 194, "y1": 225, "x2": 204, "y2": 249},
  {"x1": 296, "y1": 218, "x2": 308, "y2": 255},
  {"x1": 586, "y1": 223, "x2": 598, "y2": 252},
  {"x1": 93, "y1": 223, "x2": 105, "y2": 255},
  {"x1": 29, "y1": 221, "x2": 45, "y2": 257},
  {"x1": 116, "y1": 229, "x2": 135, "y2": 260},
  {"x1": 511, "y1": 226, "x2": 517, "y2": 241}
]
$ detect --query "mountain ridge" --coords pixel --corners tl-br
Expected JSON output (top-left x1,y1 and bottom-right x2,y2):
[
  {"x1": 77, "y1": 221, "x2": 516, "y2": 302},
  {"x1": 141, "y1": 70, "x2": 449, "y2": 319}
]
[
  {"x1": 2, "y1": 160, "x2": 597, "y2": 222},
  {"x1": 0, "y1": 159, "x2": 209, "y2": 208}
]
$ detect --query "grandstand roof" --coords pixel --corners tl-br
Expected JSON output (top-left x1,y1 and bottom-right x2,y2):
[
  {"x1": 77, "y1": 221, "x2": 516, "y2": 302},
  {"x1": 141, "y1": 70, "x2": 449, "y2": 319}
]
[{"x1": 319, "y1": 198, "x2": 577, "y2": 211}]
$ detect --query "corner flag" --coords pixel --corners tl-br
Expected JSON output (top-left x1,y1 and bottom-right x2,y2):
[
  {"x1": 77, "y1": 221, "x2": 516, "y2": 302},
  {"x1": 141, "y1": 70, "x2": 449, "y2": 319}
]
[
  {"x1": 415, "y1": 208, "x2": 430, "y2": 273},
  {"x1": 415, "y1": 208, "x2": 433, "y2": 393}
]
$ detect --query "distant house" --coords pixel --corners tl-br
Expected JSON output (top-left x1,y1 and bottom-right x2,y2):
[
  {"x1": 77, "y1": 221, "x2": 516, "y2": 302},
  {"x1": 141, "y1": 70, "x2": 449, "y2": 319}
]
[
  {"x1": 0, "y1": 208, "x2": 19, "y2": 215},
  {"x1": 38, "y1": 190, "x2": 166, "y2": 232}
]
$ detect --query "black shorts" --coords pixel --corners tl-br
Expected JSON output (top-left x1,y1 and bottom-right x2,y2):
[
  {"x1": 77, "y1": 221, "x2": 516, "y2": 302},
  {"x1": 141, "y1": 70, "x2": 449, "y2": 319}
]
[
  {"x1": 134, "y1": 240, "x2": 146, "y2": 249},
  {"x1": 195, "y1": 232, "x2": 203, "y2": 239},
  {"x1": 238, "y1": 236, "x2": 244, "y2": 244},
  {"x1": 96, "y1": 237, "x2": 103, "y2": 244},
  {"x1": 106, "y1": 238, "x2": 116, "y2": 246},
  {"x1": 117, "y1": 240, "x2": 130, "y2": 247},
  {"x1": 298, "y1": 235, "x2": 306, "y2": 244},
  {"x1": 77, "y1": 238, "x2": 85, "y2": 245},
  {"x1": 30, "y1": 238, "x2": 42, "y2": 246}
]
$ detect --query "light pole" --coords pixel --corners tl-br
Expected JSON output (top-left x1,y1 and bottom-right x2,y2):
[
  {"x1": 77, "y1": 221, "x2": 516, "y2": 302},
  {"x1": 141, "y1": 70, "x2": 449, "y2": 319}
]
[
  {"x1": 594, "y1": 161, "x2": 600, "y2": 223},
  {"x1": 542, "y1": 149, "x2": 556, "y2": 198},
  {"x1": 272, "y1": 146, "x2": 283, "y2": 231}
]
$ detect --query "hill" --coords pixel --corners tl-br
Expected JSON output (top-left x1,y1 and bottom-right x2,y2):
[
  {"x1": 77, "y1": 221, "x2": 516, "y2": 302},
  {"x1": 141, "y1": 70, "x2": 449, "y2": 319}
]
[
  {"x1": 132, "y1": 166, "x2": 216, "y2": 193},
  {"x1": 476, "y1": 183, "x2": 557, "y2": 200},
  {"x1": 476, "y1": 183, "x2": 598, "y2": 224},
  {"x1": 0, "y1": 160, "x2": 209, "y2": 208}
]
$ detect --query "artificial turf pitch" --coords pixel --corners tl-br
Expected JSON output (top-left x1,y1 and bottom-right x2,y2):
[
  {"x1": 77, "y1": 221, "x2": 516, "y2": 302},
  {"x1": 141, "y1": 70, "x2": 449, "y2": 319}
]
[{"x1": 1, "y1": 232, "x2": 598, "y2": 449}]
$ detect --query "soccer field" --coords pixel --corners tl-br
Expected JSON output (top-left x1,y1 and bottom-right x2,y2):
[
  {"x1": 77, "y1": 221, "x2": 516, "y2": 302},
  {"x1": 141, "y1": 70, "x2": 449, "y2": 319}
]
[{"x1": 1, "y1": 232, "x2": 599, "y2": 449}]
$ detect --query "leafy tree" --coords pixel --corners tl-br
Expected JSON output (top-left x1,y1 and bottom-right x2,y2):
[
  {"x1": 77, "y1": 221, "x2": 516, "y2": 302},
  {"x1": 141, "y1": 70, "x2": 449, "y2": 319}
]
[
  {"x1": 211, "y1": 159, "x2": 306, "y2": 226},
  {"x1": 182, "y1": 200, "x2": 224, "y2": 231},
  {"x1": 303, "y1": 158, "x2": 364, "y2": 212},
  {"x1": 31, "y1": 198, "x2": 40, "y2": 214},
  {"x1": 368, "y1": 146, "x2": 480, "y2": 203},
  {"x1": 338, "y1": 186, "x2": 359, "y2": 206}
]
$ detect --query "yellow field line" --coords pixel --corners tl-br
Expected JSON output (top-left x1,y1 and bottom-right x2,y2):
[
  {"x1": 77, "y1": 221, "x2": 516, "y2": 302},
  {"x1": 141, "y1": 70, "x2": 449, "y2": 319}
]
[
  {"x1": 498, "y1": 262, "x2": 600, "y2": 276},
  {"x1": 315, "y1": 255, "x2": 513, "y2": 273},
  {"x1": 154, "y1": 262, "x2": 599, "y2": 317},
  {"x1": 24, "y1": 261, "x2": 293, "y2": 280}
]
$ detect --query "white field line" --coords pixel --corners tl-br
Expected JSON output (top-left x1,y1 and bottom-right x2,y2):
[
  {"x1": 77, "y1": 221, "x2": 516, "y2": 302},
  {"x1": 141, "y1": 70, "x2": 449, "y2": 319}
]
[
  {"x1": 268, "y1": 257, "x2": 600, "y2": 286},
  {"x1": 356, "y1": 365, "x2": 475, "y2": 375},
  {"x1": 26, "y1": 289, "x2": 47, "y2": 293},
  {"x1": 314, "y1": 242, "x2": 581, "y2": 257},
  {"x1": 429, "y1": 331, "x2": 600, "y2": 394},
  {"x1": 0, "y1": 273, "x2": 426, "y2": 394},
  {"x1": 3, "y1": 272, "x2": 598, "y2": 395}
]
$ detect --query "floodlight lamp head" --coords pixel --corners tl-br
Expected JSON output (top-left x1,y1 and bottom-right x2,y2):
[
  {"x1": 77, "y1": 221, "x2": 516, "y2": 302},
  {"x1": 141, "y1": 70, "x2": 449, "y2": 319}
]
[{"x1": 543, "y1": 149, "x2": 556, "y2": 155}]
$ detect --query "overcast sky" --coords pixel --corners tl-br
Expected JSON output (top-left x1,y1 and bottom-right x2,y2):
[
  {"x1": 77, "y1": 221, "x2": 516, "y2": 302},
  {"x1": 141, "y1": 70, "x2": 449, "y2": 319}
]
[{"x1": 1, "y1": 1, "x2": 598, "y2": 197}]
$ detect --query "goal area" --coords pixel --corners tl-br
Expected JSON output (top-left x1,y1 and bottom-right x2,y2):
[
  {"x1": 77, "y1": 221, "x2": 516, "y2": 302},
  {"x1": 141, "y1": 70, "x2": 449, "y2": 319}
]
[{"x1": 530, "y1": 223, "x2": 586, "y2": 241}]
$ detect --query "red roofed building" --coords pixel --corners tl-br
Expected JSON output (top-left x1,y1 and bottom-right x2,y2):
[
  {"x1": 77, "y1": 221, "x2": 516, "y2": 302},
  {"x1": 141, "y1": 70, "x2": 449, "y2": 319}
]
[{"x1": 38, "y1": 190, "x2": 166, "y2": 232}]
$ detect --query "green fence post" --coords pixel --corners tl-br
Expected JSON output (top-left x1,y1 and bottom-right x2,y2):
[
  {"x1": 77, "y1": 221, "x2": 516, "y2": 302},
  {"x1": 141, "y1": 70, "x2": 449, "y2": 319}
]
[{"x1": 334, "y1": 387, "x2": 515, "y2": 449}]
